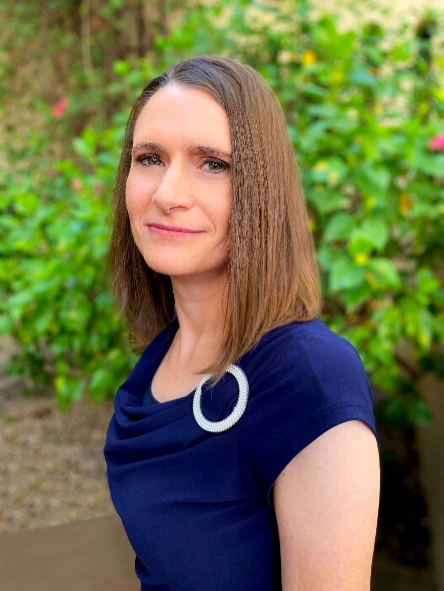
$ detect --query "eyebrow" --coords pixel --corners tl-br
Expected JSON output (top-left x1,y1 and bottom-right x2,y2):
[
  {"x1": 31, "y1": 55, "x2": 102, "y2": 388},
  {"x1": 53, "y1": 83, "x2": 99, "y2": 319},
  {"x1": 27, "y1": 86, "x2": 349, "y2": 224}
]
[{"x1": 131, "y1": 142, "x2": 232, "y2": 161}]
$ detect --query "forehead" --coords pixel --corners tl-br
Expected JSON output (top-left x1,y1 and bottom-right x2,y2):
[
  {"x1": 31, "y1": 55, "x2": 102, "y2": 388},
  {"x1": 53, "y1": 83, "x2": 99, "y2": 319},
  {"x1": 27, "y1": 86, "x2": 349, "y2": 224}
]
[{"x1": 133, "y1": 84, "x2": 231, "y2": 148}]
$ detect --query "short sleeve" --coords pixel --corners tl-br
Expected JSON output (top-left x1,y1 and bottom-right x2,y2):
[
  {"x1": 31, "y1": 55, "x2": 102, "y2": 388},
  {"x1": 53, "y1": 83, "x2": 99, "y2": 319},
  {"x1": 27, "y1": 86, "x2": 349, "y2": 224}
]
[{"x1": 237, "y1": 327, "x2": 378, "y2": 506}]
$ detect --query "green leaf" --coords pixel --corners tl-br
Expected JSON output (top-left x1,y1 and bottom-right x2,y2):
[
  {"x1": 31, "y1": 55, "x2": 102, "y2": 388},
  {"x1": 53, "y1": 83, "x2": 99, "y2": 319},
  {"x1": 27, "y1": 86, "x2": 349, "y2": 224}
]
[
  {"x1": 329, "y1": 257, "x2": 366, "y2": 292},
  {"x1": 311, "y1": 158, "x2": 348, "y2": 187},
  {"x1": 324, "y1": 213, "x2": 356, "y2": 243},
  {"x1": 302, "y1": 82, "x2": 329, "y2": 99},
  {"x1": 367, "y1": 258, "x2": 401, "y2": 289},
  {"x1": 316, "y1": 245, "x2": 347, "y2": 270},
  {"x1": 73, "y1": 137, "x2": 92, "y2": 159},
  {"x1": 113, "y1": 60, "x2": 131, "y2": 77},
  {"x1": 361, "y1": 218, "x2": 389, "y2": 250},
  {"x1": 359, "y1": 163, "x2": 391, "y2": 192},
  {"x1": 341, "y1": 282, "x2": 374, "y2": 311},
  {"x1": 408, "y1": 398, "x2": 433, "y2": 427},
  {"x1": 410, "y1": 153, "x2": 444, "y2": 177},
  {"x1": 347, "y1": 67, "x2": 376, "y2": 87},
  {"x1": 310, "y1": 188, "x2": 348, "y2": 214},
  {"x1": 0, "y1": 313, "x2": 13, "y2": 333},
  {"x1": 417, "y1": 308, "x2": 434, "y2": 350},
  {"x1": 348, "y1": 231, "x2": 374, "y2": 257}
]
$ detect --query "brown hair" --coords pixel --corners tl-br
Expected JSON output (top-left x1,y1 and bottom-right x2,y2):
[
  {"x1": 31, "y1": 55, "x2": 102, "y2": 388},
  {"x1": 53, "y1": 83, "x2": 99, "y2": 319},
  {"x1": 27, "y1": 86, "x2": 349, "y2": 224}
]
[{"x1": 109, "y1": 55, "x2": 322, "y2": 386}]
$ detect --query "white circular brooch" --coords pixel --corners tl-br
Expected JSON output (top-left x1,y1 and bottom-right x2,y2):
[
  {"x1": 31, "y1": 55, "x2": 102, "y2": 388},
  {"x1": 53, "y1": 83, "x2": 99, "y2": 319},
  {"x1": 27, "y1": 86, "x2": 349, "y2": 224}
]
[{"x1": 192, "y1": 364, "x2": 249, "y2": 433}]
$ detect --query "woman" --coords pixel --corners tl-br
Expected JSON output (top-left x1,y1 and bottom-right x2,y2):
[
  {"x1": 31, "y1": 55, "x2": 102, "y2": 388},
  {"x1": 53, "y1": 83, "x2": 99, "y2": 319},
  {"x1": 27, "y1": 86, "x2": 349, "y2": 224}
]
[{"x1": 103, "y1": 56, "x2": 380, "y2": 590}]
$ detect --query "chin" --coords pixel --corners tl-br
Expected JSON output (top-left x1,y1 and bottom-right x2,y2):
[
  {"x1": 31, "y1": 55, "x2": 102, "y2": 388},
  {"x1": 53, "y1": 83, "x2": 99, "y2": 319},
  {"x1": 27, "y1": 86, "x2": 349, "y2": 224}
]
[
  {"x1": 143, "y1": 253, "x2": 198, "y2": 277},
  {"x1": 144, "y1": 253, "x2": 227, "y2": 281}
]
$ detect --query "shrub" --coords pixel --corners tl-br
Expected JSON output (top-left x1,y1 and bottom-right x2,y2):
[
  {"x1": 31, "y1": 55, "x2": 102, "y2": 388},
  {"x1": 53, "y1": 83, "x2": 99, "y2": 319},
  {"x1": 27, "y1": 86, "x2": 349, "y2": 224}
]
[{"x1": 1, "y1": 0, "x2": 443, "y2": 422}]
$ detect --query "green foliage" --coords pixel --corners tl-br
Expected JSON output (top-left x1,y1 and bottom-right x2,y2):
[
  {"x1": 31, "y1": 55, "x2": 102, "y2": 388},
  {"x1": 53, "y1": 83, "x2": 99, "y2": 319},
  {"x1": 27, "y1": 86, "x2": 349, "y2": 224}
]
[
  {"x1": 0, "y1": 127, "x2": 135, "y2": 410},
  {"x1": 1, "y1": 0, "x2": 443, "y2": 424}
]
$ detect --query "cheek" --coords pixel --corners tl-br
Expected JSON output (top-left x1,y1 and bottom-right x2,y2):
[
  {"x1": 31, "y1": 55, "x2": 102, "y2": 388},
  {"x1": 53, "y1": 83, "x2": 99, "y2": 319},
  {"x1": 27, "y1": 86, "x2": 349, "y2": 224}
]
[
  {"x1": 201, "y1": 182, "x2": 231, "y2": 231},
  {"x1": 125, "y1": 174, "x2": 138, "y2": 213},
  {"x1": 125, "y1": 172, "x2": 150, "y2": 219}
]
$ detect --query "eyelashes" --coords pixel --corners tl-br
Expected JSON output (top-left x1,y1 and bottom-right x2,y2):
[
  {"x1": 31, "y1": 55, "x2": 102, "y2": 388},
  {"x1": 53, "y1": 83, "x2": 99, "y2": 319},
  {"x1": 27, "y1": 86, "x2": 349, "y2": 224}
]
[
  {"x1": 135, "y1": 153, "x2": 231, "y2": 174},
  {"x1": 136, "y1": 154, "x2": 162, "y2": 167}
]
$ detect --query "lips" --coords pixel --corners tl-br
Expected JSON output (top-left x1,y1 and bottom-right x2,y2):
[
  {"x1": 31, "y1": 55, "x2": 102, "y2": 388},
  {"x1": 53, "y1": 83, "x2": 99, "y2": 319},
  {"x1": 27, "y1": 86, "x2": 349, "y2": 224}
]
[
  {"x1": 147, "y1": 223, "x2": 205, "y2": 237},
  {"x1": 147, "y1": 223, "x2": 203, "y2": 233}
]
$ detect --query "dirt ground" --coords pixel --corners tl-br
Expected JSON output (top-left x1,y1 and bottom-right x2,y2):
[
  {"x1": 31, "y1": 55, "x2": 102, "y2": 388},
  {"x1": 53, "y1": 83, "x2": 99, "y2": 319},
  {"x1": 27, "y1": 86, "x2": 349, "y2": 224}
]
[{"x1": 0, "y1": 379, "x2": 115, "y2": 534}]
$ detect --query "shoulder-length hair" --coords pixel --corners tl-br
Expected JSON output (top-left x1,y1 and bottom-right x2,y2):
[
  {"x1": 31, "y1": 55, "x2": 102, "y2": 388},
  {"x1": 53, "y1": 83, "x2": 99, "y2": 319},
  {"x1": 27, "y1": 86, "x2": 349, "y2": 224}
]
[{"x1": 109, "y1": 55, "x2": 322, "y2": 387}]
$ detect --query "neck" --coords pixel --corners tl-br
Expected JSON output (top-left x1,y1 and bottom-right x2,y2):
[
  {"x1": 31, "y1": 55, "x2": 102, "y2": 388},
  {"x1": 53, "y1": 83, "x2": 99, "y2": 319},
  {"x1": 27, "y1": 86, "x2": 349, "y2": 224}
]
[{"x1": 170, "y1": 271, "x2": 229, "y2": 365}]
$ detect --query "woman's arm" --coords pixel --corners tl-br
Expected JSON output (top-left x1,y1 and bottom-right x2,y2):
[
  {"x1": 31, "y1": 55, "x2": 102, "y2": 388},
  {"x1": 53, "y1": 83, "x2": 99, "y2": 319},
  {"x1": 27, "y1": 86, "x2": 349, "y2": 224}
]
[{"x1": 273, "y1": 420, "x2": 380, "y2": 591}]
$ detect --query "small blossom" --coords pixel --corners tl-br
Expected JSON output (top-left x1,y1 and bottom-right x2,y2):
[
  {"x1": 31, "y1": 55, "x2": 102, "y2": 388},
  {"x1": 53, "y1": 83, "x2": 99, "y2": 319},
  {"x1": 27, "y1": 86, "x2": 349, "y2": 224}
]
[
  {"x1": 354, "y1": 253, "x2": 369, "y2": 266},
  {"x1": 428, "y1": 134, "x2": 444, "y2": 152},
  {"x1": 278, "y1": 50, "x2": 297, "y2": 65},
  {"x1": 70, "y1": 178, "x2": 82, "y2": 191},
  {"x1": 52, "y1": 96, "x2": 68, "y2": 119},
  {"x1": 301, "y1": 50, "x2": 317, "y2": 67}
]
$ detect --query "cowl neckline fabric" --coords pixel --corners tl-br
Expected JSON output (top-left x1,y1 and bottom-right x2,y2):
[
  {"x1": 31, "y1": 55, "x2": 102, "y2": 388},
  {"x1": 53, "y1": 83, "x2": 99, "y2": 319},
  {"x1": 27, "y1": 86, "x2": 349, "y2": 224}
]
[
  {"x1": 106, "y1": 312, "x2": 263, "y2": 465},
  {"x1": 109, "y1": 313, "x2": 324, "y2": 442}
]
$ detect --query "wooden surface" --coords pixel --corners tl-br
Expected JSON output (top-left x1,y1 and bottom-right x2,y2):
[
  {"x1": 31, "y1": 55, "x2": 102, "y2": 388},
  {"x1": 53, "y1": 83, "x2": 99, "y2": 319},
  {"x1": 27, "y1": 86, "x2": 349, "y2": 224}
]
[{"x1": 0, "y1": 514, "x2": 139, "y2": 591}]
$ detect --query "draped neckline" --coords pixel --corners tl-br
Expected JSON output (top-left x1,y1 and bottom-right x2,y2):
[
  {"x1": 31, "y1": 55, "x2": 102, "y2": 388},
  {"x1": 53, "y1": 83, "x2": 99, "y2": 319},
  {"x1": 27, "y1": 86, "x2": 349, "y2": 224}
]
[{"x1": 114, "y1": 311, "x2": 241, "y2": 428}]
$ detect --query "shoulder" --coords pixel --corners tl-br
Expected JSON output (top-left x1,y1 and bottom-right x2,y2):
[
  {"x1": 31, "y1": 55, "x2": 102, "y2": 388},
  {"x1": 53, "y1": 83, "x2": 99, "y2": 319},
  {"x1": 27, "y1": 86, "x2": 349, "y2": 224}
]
[
  {"x1": 253, "y1": 317, "x2": 363, "y2": 363},
  {"x1": 245, "y1": 318, "x2": 371, "y2": 401},
  {"x1": 237, "y1": 319, "x2": 377, "y2": 506}
]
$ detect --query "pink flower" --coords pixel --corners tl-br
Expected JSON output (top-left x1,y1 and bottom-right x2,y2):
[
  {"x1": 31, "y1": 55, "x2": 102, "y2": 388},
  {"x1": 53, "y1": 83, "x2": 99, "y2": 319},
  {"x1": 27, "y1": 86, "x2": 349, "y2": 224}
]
[
  {"x1": 428, "y1": 134, "x2": 444, "y2": 152},
  {"x1": 70, "y1": 178, "x2": 82, "y2": 191},
  {"x1": 51, "y1": 97, "x2": 68, "y2": 119}
]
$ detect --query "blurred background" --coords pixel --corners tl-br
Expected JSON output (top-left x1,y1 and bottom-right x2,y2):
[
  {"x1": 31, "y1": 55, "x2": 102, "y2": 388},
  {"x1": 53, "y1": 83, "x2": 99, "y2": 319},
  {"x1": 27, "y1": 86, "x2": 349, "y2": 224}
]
[{"x1": 0, "y1": 0, "x2": 443, "y2": 589}]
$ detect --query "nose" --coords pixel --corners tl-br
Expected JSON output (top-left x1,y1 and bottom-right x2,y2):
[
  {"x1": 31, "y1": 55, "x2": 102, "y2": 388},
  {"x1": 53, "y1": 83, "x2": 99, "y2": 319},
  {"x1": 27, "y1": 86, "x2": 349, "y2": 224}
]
[{"x1": 151, "y1": 158, "x2": 193, "y2": 211}]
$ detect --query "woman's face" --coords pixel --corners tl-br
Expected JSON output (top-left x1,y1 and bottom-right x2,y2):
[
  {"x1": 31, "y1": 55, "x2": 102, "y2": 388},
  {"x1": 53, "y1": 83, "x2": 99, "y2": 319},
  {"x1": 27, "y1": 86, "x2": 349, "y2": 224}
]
[{"x1": 126, "y1": 83, "x2": 232, "y2": 282}]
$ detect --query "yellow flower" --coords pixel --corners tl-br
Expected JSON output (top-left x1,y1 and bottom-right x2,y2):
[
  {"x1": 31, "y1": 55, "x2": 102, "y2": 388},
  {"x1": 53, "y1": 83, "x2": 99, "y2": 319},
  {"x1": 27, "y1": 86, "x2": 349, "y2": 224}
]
[
  {"x1": 354, "y1": 253, "x2": 369, "y2": 266},
  {"x1": 301, "y1": 50, "x2": 317, "y2": 67}
]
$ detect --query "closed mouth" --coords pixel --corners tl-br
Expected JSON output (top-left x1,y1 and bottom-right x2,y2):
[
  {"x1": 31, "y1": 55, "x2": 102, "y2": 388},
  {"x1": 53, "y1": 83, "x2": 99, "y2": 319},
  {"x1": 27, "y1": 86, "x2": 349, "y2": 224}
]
[{"x1": 147, "y1": 224, "x2": 204, "y2": 234}]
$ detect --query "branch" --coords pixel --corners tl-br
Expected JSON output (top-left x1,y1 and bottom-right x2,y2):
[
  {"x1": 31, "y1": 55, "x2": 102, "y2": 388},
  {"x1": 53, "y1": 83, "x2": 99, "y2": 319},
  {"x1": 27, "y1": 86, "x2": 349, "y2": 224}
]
[{"x1": 81, "y1": 0, "x2": 94, "y2": 80}]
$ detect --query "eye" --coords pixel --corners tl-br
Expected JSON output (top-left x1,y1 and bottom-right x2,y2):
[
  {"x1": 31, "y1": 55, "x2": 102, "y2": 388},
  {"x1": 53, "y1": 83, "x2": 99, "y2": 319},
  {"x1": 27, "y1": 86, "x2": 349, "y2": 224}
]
[
  {"x1": 203, "y1": 158, "x2": 230, "y2": 174},
  {"x1": 136, "y1": 154, "x2": 162, "y2": 166}
]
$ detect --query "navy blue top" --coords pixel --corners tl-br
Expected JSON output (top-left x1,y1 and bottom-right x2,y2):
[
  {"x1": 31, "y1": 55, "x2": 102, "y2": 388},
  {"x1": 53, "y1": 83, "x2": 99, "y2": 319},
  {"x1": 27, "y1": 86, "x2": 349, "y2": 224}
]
[{"x1": 103, "y1": 313, "x2": 378, "y2": 590}]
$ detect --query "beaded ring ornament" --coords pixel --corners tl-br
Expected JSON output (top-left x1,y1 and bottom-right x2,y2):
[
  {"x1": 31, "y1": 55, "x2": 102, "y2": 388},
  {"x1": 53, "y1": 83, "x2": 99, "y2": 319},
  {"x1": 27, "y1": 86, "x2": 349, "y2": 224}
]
[{"x1": 192, "y1": 364, "x2": 249, "y2": 433}]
